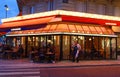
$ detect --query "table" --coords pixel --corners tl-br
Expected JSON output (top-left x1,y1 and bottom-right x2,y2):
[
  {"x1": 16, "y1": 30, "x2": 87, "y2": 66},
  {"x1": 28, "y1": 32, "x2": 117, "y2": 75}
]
[{"x1": 46, "y1": 52, "x2": 54, "y2": 63}]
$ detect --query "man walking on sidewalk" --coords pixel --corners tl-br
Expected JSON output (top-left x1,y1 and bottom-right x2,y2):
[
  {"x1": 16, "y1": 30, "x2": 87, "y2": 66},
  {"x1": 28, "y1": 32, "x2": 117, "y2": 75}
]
[{"x1": 72, "y1": 41, "x2": 81, "y2": 63}]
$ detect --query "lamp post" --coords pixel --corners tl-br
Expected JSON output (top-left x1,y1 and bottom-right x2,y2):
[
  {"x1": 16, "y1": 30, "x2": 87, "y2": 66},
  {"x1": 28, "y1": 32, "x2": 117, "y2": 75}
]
[{"x1": 4, "y1": 5, "x2": 9, "y2": 18}]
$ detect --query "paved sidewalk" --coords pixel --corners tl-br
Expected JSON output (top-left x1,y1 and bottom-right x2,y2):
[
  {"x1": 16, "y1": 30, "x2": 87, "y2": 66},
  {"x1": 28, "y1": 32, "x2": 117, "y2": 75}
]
[{"x1": 0, "y1": 58, "x2": 120, "y2": 68}]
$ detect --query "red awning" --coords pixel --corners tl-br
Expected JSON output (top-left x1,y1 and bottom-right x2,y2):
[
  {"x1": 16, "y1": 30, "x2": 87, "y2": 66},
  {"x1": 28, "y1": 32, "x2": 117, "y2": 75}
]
[
  {"x1": 0, "y1": 14, "x2": 119, "y2": 33},
  {"x1": 0, "y1": 16, "x2": 55, "y2": 29},
  {"x1": 61, "y1": 15, "x2": 120, "y2": 26},
  {"x1": 1, "y1": 15, "x2": 120, "y2": 31},
  {"x1": 0, "y1": 32, "x2": 6, "y2": 36}
]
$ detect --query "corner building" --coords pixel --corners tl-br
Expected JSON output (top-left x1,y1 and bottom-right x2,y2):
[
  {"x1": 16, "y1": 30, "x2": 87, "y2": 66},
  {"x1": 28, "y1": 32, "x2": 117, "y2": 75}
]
[{"x1": 1, "y1": 0, "x2": 120, "y2": 60}]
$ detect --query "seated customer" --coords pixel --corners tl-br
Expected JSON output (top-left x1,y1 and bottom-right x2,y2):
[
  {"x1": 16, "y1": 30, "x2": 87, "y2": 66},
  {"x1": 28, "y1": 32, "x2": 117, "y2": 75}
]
[
  {"x1": 38, "y1": 47, "x2": 45, "y2": 63},
  {"x1": 47, "y1": 46, "x2": 55, "y2": 63},
  {"x1": 18, "y1": 45, "x2": 24, "y2": 59},
  {"x1": 11, "y1": 46, "x2": 19, "y2": 59}
]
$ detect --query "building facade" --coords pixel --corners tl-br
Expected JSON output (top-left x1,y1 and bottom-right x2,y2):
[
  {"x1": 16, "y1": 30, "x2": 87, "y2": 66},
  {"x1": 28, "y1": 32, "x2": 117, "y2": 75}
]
[
  {"x1": 19, "y1": 0, "x2": 120, "y2": 16},
  {"x1": 0, "y1": 0, "x2": 120, "y2": 61},
  {"x1": 18, "y1": 0, "x2": 120, "y2": 52}
]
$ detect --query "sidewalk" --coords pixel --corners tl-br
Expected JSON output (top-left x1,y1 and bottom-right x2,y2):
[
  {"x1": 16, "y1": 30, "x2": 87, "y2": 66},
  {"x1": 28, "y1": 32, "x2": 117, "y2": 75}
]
[{"x1": 0, "y1": 57, "x2": 120, "y2": 68}]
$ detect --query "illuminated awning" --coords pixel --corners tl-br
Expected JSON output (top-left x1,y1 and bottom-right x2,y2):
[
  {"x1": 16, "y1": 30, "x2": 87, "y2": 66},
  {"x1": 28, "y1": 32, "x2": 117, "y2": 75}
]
[
  {"x1": 61, "y1": 15, "x2": 120, "y2": 26},
  {"x1": 1, "y1": 10, "x2": 120, "y2": 34},
  {"x1": 0, "y1": 32, "x2": 6, "y2": 36},
  {"x1": 7, "y1": 23, "x2": 116, "y2": 37},
  {"x1": 0, "y1": 16, "x2": 58, "y2": 32},
  {"x1": 1, "y1": 10, "x2": 120, "y2": 32},
  {"x1": 112, "y1": 26, "x2": 120, "y2": 32}
]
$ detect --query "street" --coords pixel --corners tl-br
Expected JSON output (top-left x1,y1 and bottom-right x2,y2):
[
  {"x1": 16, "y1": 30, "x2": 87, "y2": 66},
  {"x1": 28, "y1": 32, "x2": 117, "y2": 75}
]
[
  {"x1": 40, "y1": 66, "x2": 120, "y2": 77},
  {"x1": 0, "y1": 67, "x2": 40, "y2": 77},
  {"x1": 0, "y1": 59, "x2": 120, "y2": 77},
  {"x1": 1, "y1": 65, "x2": 120, "y2": 77}
]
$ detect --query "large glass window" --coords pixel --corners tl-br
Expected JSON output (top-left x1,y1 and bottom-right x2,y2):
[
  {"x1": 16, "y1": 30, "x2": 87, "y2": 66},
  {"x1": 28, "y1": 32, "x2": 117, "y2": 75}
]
[
  {"x1": 111, "y1": 38, "x2": 117, "y2": 59},
  {"x1": 85, "y1": 36, "x2": 92, "y2": 53},
  {"x1": 40, "y1": 36, "x2": 47, "y2": 48},
  {"x1": 47, "y1": 36, "x2": 54, "y2": 47},
  {"x1": 48, "y1": 0, "x2": 54, "y2": 11},
  {"x1": 30, "y1": 6, "x2": 34, "y2": 14},
  {"x1": 93, "y1": 37, "x2": 99, "y2": 51},
  {"x1": 54, "y1": 36, "x2": 60, "y2": 60},
  {"x1": 6, "y1": 35, "x2": 117, "y2": 60},
  {"x1": 105, "y1": 37, "x2": 110, "y2": 59},
  {"x1": 78, "y1": 36, "x2": 84, "y2": 51},
  {"x1": 99, "y1": 37, "x2": 105, "y2": 59},
  {"x1": 28, "y1": 36, "x2": 39, "y2": 48},
  {"x1": 63, "y1": 35, "x2": 70, "y2": 59}
]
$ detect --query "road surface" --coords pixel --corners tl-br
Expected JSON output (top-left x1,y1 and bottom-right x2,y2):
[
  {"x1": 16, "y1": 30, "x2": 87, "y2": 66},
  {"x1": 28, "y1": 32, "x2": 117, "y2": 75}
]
[
  {"x1": 40, "y1": 65, "x2": 120, "y2": 77},
  {"x1": 0, "y1": 65, "x2": 120, "y2": 77}
]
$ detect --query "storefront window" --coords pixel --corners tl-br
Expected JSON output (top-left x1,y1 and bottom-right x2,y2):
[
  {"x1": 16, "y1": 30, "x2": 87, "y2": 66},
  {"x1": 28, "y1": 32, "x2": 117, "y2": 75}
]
[
  {"x1": 99, "y1": 37, "x2": 105, "y2": 59},
  {"x1": 111, "y1": 38, "x2": 117, "y2": 59},
  {"x1": 105, "y1": 37, "x2": 110, "y2": 59},
  {"x1": 5, "y1": 35, "x2": 117, "y2": 60},
  {"x1": 54, "y1": 36, "x2": 60, "y2": 60},
  {"x1": 6, "y1": 37, "x2": 14, "y2": 47},
  {"x1": 40, "y1": 36, "x2": 46, "y2": 48},
  {"x1": 78, "y1": 36, "x2": 84, "y2": 51},
  {"x1": 85, "y1": 36, "x2": 92, "y2": 53},
  {"x1": 93, "y1": 37, "x2": 98, "y2": 51},
  {"x1": 63, "y1": 35, "x2": 70, "y2": 59},
  {"x1": 46, "y1": 36, "x2": 54, "y2": 51}
]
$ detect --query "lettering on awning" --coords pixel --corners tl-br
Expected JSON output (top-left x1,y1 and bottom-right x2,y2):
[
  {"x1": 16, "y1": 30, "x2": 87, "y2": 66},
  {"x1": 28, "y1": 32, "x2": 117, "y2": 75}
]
[{"x1": 11, "y1": 28, "x2": 21, "y2": 31}]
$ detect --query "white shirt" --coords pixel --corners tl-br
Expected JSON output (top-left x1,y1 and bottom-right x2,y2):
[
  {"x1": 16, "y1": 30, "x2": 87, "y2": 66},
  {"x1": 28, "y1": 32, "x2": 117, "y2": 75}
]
[{"x1": 77, "y1": 44, "x2": 81, "y2": 51}]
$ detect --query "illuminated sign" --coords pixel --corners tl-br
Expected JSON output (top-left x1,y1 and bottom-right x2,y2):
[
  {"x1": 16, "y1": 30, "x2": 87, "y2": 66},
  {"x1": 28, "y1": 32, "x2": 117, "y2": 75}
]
[
  {"x1": 105, "y1": 22, "x2": 117, "y2": 26},
  {"x1": 11, "y1": 28, "x2": 21, "y2": 31}
]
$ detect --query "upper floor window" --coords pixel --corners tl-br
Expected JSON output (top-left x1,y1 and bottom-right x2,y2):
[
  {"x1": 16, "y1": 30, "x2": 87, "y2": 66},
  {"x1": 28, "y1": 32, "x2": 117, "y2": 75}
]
[
  {"x1": 63, "y1": 0, "x2": 69, "y2": 3},
  {"x1": 30, "y1": 6, "x2": 34, "y2": 14},
  {"x1": 48, "y1": 0, "x2": 54, "y2": 11}
]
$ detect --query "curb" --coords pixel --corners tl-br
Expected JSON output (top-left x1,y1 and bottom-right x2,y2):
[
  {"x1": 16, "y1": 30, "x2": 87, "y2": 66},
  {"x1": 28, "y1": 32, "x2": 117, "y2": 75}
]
[{"x1": 39, "y1": 64, "x2": 120, "y2": 68}]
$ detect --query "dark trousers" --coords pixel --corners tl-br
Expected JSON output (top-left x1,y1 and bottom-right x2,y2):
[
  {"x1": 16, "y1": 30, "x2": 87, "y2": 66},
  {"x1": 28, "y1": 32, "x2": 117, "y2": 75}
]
[
  {"x1": 48, "y1": 54, "x2": 55, "y2": 63},
  {"x1": 72, "y1": 55, "x2": 79, "y2": 62},
  {"x1": 12, "y1": 52, "x2": 18, "y2": 59}
]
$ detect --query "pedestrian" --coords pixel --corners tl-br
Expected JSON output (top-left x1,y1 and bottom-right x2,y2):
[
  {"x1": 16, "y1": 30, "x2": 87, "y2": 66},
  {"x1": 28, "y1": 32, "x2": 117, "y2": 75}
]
[
  {"x1": 72, "y1": 41, "x2": 81, "y2": 63},
  {"x1": 29, "y1": 46, "x2": 35, "y2": 62},
  {"x1": 18, "y1": 45, "x2": 24, "y2": 59}
]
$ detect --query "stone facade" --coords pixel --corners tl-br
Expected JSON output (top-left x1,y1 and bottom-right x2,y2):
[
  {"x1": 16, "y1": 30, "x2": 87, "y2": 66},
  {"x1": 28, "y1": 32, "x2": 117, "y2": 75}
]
[{"x1": 18, "y1": 0, "x2": 120, "y2": 16}]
